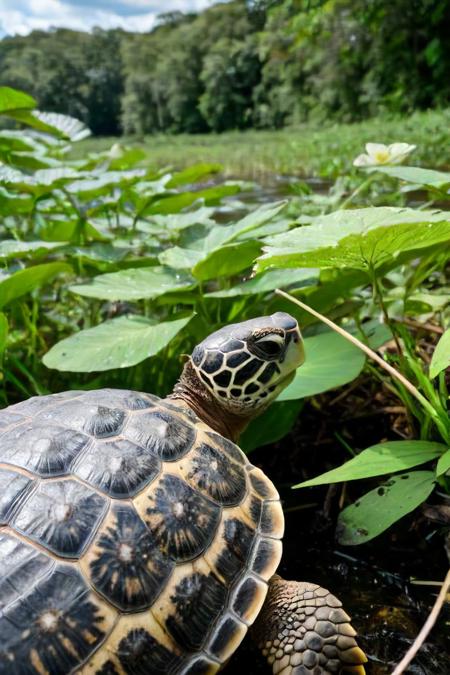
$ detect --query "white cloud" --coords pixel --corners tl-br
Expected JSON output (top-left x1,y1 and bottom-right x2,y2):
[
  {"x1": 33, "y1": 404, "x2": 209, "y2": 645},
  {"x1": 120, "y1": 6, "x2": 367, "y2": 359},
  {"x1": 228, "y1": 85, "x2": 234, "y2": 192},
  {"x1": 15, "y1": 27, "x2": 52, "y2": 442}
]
[{"x1": 0, "y1": 0, "x2": 214, "y2": 36}]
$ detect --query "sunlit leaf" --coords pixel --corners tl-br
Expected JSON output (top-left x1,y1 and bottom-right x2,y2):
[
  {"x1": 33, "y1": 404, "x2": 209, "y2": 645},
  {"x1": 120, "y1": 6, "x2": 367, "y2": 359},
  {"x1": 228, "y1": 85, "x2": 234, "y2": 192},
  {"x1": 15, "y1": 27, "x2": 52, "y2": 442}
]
[
  {"x1": 436, "y1": 449, "x2": 450, "y2": 477},
  {"x1": 295, "y1": 441, "x2": 445, "y2": 487},
  {"x1": 0, "y1": 87, "x2": 36, "y2": 113},
  {"x1": 206, "y1": 268, "x2": 318, "y2": 297},
  {"x1": 370, "y1": 165, "x2": 450, "y2": 188},
  {"x1": 43, "y1": 314, "x2": 193, "y2": 372},
  {"x1": 8, "y1": 110, "x2": 91, "y2": 141},
  {"x1": 192, "y1": 240, "x2": 261, "y2": 280},
  {"x1": 0, "y1": 240, "x2": 63, "y2": 260},
  {"x1": 166, "y1": 163, "x2": 222, "y2": 188},
  {"x1": 70, "y1": 266, "x2": 196, "y2": 301},
  {"x1": 158, "y1": 247, "x2": 204, "y2": 269},
  {"x1": 278, "y1": 330, "x2": 365, "y2": 401},
  {"x1": 257, "y1": 207, "x2": 450, "y2": 272},
  {"x1": 336, "y1": 471, "x2": 435, "y2": 545},
  {"x1": 0, "y1": 263, "x2": 71, "y2": 309},
  {"x1": 429, "y1": 328, "x2": 450, "y2": 379}
]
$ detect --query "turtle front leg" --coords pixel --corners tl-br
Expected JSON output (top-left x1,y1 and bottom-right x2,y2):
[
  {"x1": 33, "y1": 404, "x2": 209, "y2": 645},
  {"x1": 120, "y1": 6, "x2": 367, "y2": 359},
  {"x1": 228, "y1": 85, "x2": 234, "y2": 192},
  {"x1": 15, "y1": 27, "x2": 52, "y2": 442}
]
[{"x1": 251, "y1": 576, "x2": 367, "y2": 674}]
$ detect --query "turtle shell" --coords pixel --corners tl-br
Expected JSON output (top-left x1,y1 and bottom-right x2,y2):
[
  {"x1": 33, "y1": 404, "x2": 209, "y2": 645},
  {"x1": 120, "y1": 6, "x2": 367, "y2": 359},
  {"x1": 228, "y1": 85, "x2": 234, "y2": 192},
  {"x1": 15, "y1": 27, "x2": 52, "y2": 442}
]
[{"x1": 0, "y1": 389, "x2": 284, "y2": 674}]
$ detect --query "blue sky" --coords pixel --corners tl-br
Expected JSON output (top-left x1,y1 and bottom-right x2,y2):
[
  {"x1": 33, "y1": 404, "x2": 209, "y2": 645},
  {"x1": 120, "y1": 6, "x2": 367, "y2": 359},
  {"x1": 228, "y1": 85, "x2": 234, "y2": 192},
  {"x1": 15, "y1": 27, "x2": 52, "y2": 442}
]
[{"x1": 0, "y1": 0, "x2": 214, "y2": 37}]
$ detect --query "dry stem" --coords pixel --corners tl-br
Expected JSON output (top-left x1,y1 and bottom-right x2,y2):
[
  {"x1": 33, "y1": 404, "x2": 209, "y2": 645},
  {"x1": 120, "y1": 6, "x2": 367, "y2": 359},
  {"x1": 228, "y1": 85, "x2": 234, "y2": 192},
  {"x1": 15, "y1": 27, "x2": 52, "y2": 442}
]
[{"x1": 390, "y1": 568, "x2": 450, "y2": 674}]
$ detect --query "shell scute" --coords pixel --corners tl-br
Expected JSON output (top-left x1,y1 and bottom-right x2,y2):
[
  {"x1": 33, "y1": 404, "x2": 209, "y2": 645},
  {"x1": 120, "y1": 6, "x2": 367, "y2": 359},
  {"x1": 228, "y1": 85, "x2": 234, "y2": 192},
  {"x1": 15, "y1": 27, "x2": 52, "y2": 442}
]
[
  {"x1": 124, "y1": 409, "x2": 196, "y2": 461},
  {"x1": 154, "y1": 564, "x2": 228, "y2": 653},
  {"x1": 10, "y1": 478, "x2": 108, "y2": 558},
  {"x1": 0, "y1": 422, "x2": 90, "y2": 477},
  {"x1": 135, "y1": 473, "x2": 221, "y2": 562},
  {"x1": 83, "y1": 502, "x2": 174, "y2": 612},
  {"x1": 181, "y1": 440, "x2": 247, "y2": 506},
  {"x1": 0, "y1": 468, "x2": 33, "y2": 524},
  {"x1": 72, "y1": 437, "x2": 161, "y2": 498},
  {"x1": 0, "y1": 533, "x2": 54, "y2": 612},
  {"x1": 0, "y1": 564, "x2": 116, "y2": 675}
]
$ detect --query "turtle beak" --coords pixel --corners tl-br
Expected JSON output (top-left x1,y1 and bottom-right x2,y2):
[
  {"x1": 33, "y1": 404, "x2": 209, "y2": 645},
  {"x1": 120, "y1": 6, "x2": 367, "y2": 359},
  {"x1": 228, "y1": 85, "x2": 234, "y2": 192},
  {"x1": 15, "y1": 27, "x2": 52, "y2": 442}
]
[{"x1": 284, "y1": 326, "x2": 305, "y2": 372}]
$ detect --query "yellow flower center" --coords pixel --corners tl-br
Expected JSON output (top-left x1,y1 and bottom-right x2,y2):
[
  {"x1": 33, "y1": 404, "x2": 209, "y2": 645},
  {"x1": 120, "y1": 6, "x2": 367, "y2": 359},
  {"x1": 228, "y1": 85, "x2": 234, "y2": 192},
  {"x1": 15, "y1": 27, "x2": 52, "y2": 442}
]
[{"x1": 374, "y1": 150, "x2": 390, "y2": 164}]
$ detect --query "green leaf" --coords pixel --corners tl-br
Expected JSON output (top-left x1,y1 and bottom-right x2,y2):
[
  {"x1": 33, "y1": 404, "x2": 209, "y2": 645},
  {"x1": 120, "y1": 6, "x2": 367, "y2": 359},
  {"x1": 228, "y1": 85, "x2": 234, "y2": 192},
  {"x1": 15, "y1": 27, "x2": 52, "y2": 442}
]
[
  {"x1": 370, "y1": 165, "x2": 450, "y2": 188},
  {"x1": 0, "y1": 240, "x2": 62, "y2": 260},
  {"x1": 43, "y1": 314, "x2": 193, "y2": 372},
  {"x1": 257, "y1": 207, "x2": 450, "y2": 272},
  {"x1": 295, "y1": 440, "x2": 445, "y2": 487},
  {"x1": 240, "y1": 400, "x2": 303, "y2": 453},
  {"x1": 206, "y1": 268, "x2": 318, "y2": 298},
  {"x1": 0, "y1": 87, "x2": 36, "y2": 113},
  {"x1": 203, "y1": 201, "x2": 287, "y2": 250},
  {"x1": 429, "y1": 328, "x2": 450, "y2": 378},
  {"x1": 143, "y1": 184, "x2": 239, "y2": 216},
  {"x1": 192, "y1": 240, "x2": 261, "y2": 281},
  {"x1": 158, "y1": 247, "x2": 204, "y2": 270},
  {"x1": 0, "y1": 312, "x2": 8, "y2": 358},
  {"x1": 166, "y1": 163, "x2": 222, "y2": 188},
  {"x1": 436, "y1": 449, "x2": 450, "y2": 477},
  {"x1": 0, "y1": 187, "x2": 34, "y2": 215},
  {"x1": 278, "y1": 330, "x2": 365, "y2": 401},
  {"x1": 7, "y1": 110, "x2": 91, "y2": 141},
  {"x1": 0, "y1": 263, "x2": 71, "y2": 309},
  {"x1": 70, "y1": 266, "x2": 196, "y2": 301},
  {"x1": 336, "y1": 471, "x2": 435, "y2": 545}
]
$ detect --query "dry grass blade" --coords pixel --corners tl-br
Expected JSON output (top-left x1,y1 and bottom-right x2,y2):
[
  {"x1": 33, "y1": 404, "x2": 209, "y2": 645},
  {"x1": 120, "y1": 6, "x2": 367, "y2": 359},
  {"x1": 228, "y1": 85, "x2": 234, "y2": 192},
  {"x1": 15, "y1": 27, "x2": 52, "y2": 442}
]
[{"x1": 390, "y1": 568, "x2": 450, "y2": 674}]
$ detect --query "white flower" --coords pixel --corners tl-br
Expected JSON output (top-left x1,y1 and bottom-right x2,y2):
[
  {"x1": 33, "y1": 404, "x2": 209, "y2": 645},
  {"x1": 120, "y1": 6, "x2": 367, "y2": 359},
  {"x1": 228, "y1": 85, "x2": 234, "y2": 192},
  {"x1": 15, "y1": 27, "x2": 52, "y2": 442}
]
[
  {"x1": 108, "y1": 143, "x2": 124, "y2": 159},
  {"x1": 353, "y1": 142, "x2": 416, "y2": 167}
]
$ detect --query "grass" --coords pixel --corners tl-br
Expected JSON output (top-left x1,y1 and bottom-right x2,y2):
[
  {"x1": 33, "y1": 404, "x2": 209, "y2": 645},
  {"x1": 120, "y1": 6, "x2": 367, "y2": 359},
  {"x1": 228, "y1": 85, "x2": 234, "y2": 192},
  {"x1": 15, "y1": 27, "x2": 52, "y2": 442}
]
[{"x1": 76, "y1": 108, "x2": 450, "y2": 179}]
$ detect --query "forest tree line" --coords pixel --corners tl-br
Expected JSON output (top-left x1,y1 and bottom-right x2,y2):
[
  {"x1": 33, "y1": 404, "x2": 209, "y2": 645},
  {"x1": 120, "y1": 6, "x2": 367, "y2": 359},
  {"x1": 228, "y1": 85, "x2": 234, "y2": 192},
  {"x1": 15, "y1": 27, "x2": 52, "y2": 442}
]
[{"x1": 1, "y1": 0, "x2": 449, "y2": 136}]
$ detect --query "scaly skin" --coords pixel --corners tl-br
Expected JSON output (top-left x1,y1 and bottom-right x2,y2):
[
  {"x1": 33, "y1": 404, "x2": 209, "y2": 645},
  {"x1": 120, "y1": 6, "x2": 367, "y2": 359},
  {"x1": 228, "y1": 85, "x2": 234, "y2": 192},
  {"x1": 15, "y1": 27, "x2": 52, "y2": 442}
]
[{"x1": 252, "y1": 576, "x2": 367, "y2": 675}]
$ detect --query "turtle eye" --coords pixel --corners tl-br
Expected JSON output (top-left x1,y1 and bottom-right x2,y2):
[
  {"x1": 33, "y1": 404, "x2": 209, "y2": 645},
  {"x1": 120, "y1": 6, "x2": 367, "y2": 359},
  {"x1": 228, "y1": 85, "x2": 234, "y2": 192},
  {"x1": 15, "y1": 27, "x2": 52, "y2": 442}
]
[{"x1": 252, "y1": 334, "x2": 284, "y2": 359}]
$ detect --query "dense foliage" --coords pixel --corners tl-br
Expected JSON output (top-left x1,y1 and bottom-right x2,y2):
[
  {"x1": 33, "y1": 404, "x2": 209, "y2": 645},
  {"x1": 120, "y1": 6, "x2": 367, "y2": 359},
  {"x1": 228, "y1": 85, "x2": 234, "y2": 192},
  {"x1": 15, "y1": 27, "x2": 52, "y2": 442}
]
[
  {"x1": 0, "y1": 86, "x2": 449, "y2": 547},
  {"x1": 1, "y1": 0, "x2": 449, "y2": 135}
]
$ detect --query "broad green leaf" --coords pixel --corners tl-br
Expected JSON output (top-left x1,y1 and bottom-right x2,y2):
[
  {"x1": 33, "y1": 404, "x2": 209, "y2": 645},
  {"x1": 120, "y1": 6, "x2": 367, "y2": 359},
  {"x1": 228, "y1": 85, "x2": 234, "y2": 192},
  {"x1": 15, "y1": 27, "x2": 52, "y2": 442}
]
[
  {"x1": 167, "y1": 163, "x2": 222, "y2": 188},
  {"x1": 0, "y1": 312, "x2": 8, "y2": 357},
  {"x1": 436, "y1": 449, "x2": 450, "y2": 477},
  {"x1": 203, "y1": 201, "x2": 287, "y2": 251},
  {"x1": 0, "y1": 263, "x2": 71, "y2": 309},
  {"x1": 206, "y1": 268, "x2": 318, "y2": 298},
  {"x1": 429, "y1": 329, "x2": 450, "y2": 378},
  {"x1": 295, "y1": 441, "x2": 445, "y2": 487},
  {"x1": 158, "y1": 247, "x2": 204, "y2": 270},
  {"x1": 370, "y1": 165, "x2": 450, "y2": 188},
  {"x1": 143, "y1": 184, "x2": 239, "y2": 216},
  {"x1": 0, "y1": 187, "x2": 34, "y2": 214},
  {"x1": 0, "y1": 240, "x2": 62, "y2": 260},
  {"x1": 8, "y1": 110, "x2": 91, "y2": 141},
  {"x1": 70, "y1": 266, "x2": 196, "y2": 301},
  {"x1": 336, "y1": 471, "x2": 435, "y2": 545},
  {"x1": 257, "y1": 207, "x2": 450, "y2": 272},
  {"x1": 240, "y1": 400, "x2": 303, "y2": 453},
  {"x1": 43, "y1": 314, "x2": 193, "y2": 372},
  {"x1": 192, "y1": 240, "x2": 261, "y2": 281},
  {"x1": 0, "y1": 87, "x2": 36, "y2": 113},
  {"x1": 278, "y1": 330, "x2": 365, "y2": 401},
  {"x1": 151, "y1": 207, "x2": 215, "y2": 232}
]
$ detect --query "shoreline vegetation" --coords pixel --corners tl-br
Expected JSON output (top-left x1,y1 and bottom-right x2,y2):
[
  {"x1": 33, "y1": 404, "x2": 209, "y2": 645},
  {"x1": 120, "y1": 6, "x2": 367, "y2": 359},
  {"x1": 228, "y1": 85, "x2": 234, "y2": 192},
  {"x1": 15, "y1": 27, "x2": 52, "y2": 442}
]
[{"x1": 74, "y1": 108, "x2": 450, "y2": 179}]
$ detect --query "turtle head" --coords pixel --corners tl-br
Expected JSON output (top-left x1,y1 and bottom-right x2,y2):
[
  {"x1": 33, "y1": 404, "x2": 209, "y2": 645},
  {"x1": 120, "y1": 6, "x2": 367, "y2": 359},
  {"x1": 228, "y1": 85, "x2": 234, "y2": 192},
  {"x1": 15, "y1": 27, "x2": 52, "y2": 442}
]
[{"x1": 190, "y1": 312, "x2": 304, "y2": 416}]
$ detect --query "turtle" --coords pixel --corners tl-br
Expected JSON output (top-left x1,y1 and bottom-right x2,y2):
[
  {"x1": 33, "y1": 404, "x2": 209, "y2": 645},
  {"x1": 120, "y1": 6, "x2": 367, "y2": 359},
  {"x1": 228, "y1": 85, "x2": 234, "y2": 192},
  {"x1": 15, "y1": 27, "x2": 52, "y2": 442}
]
[{"x1": 0, "y1": 312, "x2": 367, "y2": 675}]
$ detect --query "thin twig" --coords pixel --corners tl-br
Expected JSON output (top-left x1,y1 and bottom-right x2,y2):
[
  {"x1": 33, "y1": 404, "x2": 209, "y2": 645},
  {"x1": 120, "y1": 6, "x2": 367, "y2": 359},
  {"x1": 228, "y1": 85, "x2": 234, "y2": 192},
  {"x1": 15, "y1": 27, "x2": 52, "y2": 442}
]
[
  {"x1": 390, "y1": 568, "x2": 450, "y2": 675},
  {"x1": 401, "y1": 318, "x2": 444, "y2": 335}
]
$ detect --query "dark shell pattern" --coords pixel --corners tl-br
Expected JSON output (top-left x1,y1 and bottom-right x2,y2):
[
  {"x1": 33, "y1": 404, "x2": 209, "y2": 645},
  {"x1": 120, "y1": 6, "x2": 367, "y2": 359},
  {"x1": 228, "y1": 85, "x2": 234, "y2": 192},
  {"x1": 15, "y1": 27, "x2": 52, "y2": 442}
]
[{"x1": 0, "y1": 389, "x2": 284, "y2": 675}]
